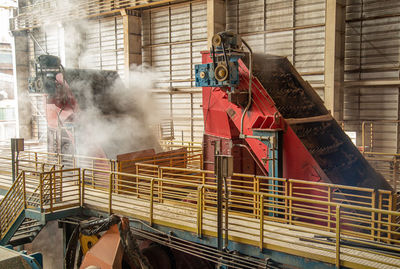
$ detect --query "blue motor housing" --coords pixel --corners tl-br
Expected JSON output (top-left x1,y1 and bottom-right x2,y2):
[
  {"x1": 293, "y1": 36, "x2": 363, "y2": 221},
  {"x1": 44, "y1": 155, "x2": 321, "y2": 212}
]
[{"x1": 195, "y1": 60, "x2": 240, "y2": 88}]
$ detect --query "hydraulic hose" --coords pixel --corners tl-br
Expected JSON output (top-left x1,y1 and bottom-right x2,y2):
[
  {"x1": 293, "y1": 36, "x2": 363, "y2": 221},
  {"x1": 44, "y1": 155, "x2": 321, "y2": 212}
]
[{"x1": 240, "y1": 38, "x2": 253, "y2": 139}]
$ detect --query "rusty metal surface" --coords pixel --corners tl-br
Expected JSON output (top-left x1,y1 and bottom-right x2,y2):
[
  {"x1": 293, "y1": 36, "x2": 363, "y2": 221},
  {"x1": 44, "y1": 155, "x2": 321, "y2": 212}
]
[{"x1": 251, "y1": 54, "x2": 392, "y2": 190}]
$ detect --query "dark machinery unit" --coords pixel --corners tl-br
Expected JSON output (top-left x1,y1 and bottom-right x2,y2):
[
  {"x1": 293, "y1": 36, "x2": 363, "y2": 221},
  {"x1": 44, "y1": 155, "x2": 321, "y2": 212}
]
[{"x1": 28, "y1": 55, "x2": 158, "y2": 158}]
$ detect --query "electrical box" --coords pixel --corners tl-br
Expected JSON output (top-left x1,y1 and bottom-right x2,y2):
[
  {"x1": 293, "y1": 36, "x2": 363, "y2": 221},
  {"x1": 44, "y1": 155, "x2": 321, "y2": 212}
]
[
  {"x1": 214, "y1": 155, "x2": 234, "y2": 178},
  {"x1": 11, "y1": 138, "x2": 24, "y2": 152}
]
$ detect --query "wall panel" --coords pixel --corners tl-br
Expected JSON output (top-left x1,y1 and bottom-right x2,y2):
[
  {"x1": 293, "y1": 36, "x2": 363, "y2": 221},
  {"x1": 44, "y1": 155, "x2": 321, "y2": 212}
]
[
  {"x1": 142, "y1": 1, "x2": 207, "y2": 142},
  {"x1": 344, "y1": 0, "x2": 400, "y2": 152},
  {"x1": 226, "y1": 0, "x2": 326, "y2": 98},
  {"x1": 81, "y1": 16, "x2": 125, "y2": 78}
]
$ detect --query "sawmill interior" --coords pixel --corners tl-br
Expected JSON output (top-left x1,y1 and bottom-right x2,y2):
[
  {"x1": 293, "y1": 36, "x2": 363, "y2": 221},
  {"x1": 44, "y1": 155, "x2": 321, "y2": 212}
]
[{"x1": 0, "y1": 0, "x2": 400, "y2": 268}]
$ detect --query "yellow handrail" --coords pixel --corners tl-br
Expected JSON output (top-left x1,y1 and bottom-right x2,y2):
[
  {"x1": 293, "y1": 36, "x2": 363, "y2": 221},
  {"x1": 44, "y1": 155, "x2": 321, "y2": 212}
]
[
  {"x1": 79, "y1": 167, "x2": 400, "y2": 269},
  {"x1": 0, "y1": 162, "x2": 399, "y2": 268},
  {"x1": 0, "y1": 172, "x2": 26, "y2": 239}
]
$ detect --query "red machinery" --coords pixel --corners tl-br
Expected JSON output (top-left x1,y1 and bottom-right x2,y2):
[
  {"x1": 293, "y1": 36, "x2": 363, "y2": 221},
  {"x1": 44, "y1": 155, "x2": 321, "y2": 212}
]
[
  {"x1": 196, "y1": 32, "x2": 391, "y2": 192},
  {"x1": 29, "y1": 55, "x2": 159, "y2": 158}
]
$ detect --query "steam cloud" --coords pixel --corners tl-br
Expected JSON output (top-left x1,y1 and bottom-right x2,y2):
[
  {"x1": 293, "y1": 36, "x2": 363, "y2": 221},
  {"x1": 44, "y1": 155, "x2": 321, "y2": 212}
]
[
  {"x1": 69, "y1": 65, "x2": 161, "y2": 158},
  {"x1": 36, "y1": 17, "x2": 162, "y2": 158}
]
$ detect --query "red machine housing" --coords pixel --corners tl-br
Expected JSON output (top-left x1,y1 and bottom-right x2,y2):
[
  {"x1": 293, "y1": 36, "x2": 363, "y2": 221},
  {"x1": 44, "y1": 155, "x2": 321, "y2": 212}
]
[
  {"x1": 202, "y1": 51, "x2": 326, "y2": 184},
  {"x1": 200, "y1": 51, "x2": 391, "y2": 194}
]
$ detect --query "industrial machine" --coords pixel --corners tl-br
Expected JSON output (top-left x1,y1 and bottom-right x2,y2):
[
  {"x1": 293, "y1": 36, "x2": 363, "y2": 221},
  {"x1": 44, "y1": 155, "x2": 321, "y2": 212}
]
[
  {"x1": 13, "y1": 33, "x2": 396, "y2": 269},
  {"x1": 66, "y1": 32, "x2": 395, "y2": 268},
  {"x1": 28, "y1": 55, "x2": 159, "y2": 158},
  {"x1": 63, "y1": 215, "x2": 213, "y2": 269},
  {"x1": 195, "y1": 31, "x2": 391, "y2": 192}
]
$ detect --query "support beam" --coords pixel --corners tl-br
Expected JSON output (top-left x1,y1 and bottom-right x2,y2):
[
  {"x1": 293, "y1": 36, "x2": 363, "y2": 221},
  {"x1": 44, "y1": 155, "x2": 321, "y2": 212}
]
[
  {"x1": 207, "y1": 0, "x2": 226, "y2": 48},
  {"x1": 324, "y1": 0, "x2": 346, "y2": 121},
  {"x1": 12, "y1": 31, "x2": 31, "y2": 139},
  {"x1": 122, "y1": 9, "x2": 142, "y2": 84}
]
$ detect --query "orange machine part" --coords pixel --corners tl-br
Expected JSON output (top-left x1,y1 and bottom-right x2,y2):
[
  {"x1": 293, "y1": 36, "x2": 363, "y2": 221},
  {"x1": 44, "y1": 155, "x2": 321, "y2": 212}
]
[{"x1": 80, "y1": 224, "x2": 124, "y2": 269}]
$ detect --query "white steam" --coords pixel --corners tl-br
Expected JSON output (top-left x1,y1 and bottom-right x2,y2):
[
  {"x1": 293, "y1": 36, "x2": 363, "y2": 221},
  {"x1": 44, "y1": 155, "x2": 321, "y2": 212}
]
[
  {"x1": 33, "y1": 14, "x2": 163, "y2": 158},
  {"x1": 71, "y1": 65, "x2": 161, "y2": 159}
]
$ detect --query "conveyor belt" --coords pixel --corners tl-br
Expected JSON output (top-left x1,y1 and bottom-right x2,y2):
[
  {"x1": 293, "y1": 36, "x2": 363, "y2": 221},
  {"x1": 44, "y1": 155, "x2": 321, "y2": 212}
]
[{"x1": 251, "y1": 54, "x2": 392, "y2": 190}]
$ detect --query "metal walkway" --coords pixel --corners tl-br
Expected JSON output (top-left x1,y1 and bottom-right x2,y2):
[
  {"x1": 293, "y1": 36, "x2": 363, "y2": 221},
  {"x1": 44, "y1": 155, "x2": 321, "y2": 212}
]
[{"x1": 0, "y1": 147, "x2": 399, "y2": 268}]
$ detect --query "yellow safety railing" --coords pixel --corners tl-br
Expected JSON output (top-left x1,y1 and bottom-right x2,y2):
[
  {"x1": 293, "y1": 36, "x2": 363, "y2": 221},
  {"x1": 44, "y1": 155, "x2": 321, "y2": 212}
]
[
  {"x1": 25, "y1": 165, "x2": 58, "y2": 208},
  {"x1": 5, "y1": 144, "x2": 400, "y2": 267},
  {"x1": 133, "y1": 163, "x2": 396, "y2": 211},
  {"x1": 19, "y1": 150, "x2": 115, "y2": 172},
  {"x1": 0, "y1": 172, "x2": 26, "y2": 239},
  {"x1": 38, "y1": 168, "x2": 81, "y2": 213},
  {"x1": 0, "y1": 158, "x2": 399, "y2": 268},
  {"x1": 362, "y1": 152, "x2": 400, "y2": 192},
  {"x1": 159, "y1": 139, "x2": 202, "y2": 150},
  {"x1": 81, "y1": 168, "x2": 400, "y2": 268},
  {"x1": 0, "y1": 167, "x2": 81, "y2": 242}
]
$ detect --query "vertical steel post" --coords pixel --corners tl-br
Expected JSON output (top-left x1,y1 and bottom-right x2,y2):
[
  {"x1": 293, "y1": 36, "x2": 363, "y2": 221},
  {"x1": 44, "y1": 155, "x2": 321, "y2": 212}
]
[
  {"x1": 197, "y1": 185, "x2": 203, "y2": 237},
  {"x1": 78, "y1": 169, "x2": 82, "y2": 207},
  {"x1": 50, "y1": 172, "x2": 53, "y2": 212},
  {"x1": 39, "y1": 173, "x2": 43, "y2": 213},
  {"x1": 214, "y1": 155, "x2": 233, "y2": 251},
  {"x1": 135, "y1": 164, "x2": 139, "y2": 197},
  {"x1": 11, "y1": 138, "x2": 24, "y2": 182},
  {"x1": 22, "y1": 171, "x2": 26, "y2": 209},
  {"x1": 35, "y1": 152, "x2": 38, "y2": 172},
  {"x1": 371, "y1": 190, "x2": 376, "y2": 240},
  {"x1": 224, "y1": 175, "x2": 229, "y2": 249},
  {"x1": 11, "y1": 140, "x2": 15, "y2": 183},
  {"x1": 394, "y1": 158, "x2": 398, "y2": 191},
  {"x1": 284, "y1": 179, "x2": 288, "y2": 222},
  {"x1": 289, "y1": 180, "x2": 293, "y2": 225},
  {"x1": 253, "y1": 176, "x2": 258, "y2": 216},
  {"x1": 216, "y1": 160, "x2": 223, "y2": 251},
  {"x1": 335, "y1": 205, "x2": 341, "y2": 268},
  {"x1": 377, "y1": 191, "x2": 382, "y2": 240},
  {"x1": 159, "y1": 167, "x2": 163, "y2": 203},
  {"x1": 108, "y1": 173, "x2": 113, "y2": 214},
  {"x1": 361, "y1": 121, "x2": 366, "y2": 153},
  {"x1": 259, "y1": 195, "x2": 264, "y2": 250},
  {"x1": 81, "y1": 170, "x2": 85, "y2": 207},
  {"x1": 150, "y1": 178, "x2": 154, "y2": 226},
  {"x1": 328, "y1": 186, "x2": 331, "y2": 231}
]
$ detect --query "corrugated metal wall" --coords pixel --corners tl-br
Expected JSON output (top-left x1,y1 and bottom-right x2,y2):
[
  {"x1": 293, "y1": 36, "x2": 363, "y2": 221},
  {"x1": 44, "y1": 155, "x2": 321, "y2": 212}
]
[
  {"x1": 24, "y1": 1, "x2": 400, "y2": 151},
  {"x1": 80, "y1": 17, "x2": 125, "y2": 78},
  {"x1": 226, "y1": 0, "x2": 326, "y2": 98},
  {"x1": 142, "y1": 1, "x2": 207, "y2": 142},
  {"x1": 344, "y1": 0, "x2": 400, "y2": 152}
]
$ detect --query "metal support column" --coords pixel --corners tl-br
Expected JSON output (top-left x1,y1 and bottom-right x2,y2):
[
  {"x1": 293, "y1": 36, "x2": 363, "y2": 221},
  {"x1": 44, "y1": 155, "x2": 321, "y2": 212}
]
[
  {"x1": 214, "y1": 155, "x2": 233, "y2": 251},
  {"x1": 11, "y1": 138, "x2": 24, "y2": 182}
]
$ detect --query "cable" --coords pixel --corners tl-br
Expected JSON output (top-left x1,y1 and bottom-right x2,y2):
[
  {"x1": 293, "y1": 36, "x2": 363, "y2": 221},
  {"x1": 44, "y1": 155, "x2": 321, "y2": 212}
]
[
  {"x1": 28, "y1": 32, "x2": 48, "y2": 55},
  {"x1": 128, "y1": 219, "x2": 277, "y2": 269},
  {"x1": 240, "y1": 38, "x2": 253, "y2": 139}
]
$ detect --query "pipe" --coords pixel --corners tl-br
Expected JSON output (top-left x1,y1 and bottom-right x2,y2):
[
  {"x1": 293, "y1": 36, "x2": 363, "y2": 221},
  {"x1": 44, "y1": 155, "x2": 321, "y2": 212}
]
[
  {"x1": 28, "y1": 32, "x2": 48, "y2": 55},
  {"x1": 239, "y1": 38, "x2": 253, "y2": 139}
]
